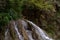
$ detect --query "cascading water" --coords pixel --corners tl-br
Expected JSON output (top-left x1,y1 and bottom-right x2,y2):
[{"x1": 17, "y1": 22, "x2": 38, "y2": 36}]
[
  {"x1": 13, "y1": 22, "x2": 24, "y2": 40},
  {"x1": 4, "y1": 19, "x2": 53, "y2": 40},
  {"x1": 26, "y1": 20, "x2": 53, "y2": 40},
  {"x1": 26, "y1": 30, "x2": 34, "y2": 40},
  {"x1": 5, "y1": 29, "x2": 9, "y2": 40},
  {"x1": 21, "y1": 20, "x2": 34, "y2": 40}
]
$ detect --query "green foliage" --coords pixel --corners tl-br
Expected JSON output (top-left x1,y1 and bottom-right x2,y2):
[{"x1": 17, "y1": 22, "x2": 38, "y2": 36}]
[
  {"x1": 0, "y1": 0, "x2": 25, "y2": 31},
  {"x1": 0, "y1": 0, "x2": 60, "y2": 39},
  {"x1": 0, "y1": 0, "x2": 24, "y2": 26},
  {"x1": 21, "y1": 0, "x2": 57, "y2": 38},
  {"x1": 21, "y1": 0, "x2": 55, "y2": 11},
  {"x1": 32, "y1": 0, "x2": 53, "y2": 9}
]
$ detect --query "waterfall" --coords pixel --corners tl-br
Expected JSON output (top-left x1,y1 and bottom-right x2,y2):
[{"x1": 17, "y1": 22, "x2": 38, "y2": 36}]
[
  {"x1": 21, "y1": 20, "x2": 34, "y2": 40},
  {"x1": 26, "y1": 30, "x2": 34, "y2": 40},
  {"x1": 13, "y1": 22, "x2": 24, "y2": 40},
  {"x1": 5, "y1": 29, "x2": 9, "y2": 40},
  {"x1": 4, "y1": 19, "x2": 53, "y2": 40},
  {"x1": 21, "y1": 20, "x2": 28, "y2": 30},
  {"x1": 26, "y1": 20, "x2": 53, "y2": 40}
]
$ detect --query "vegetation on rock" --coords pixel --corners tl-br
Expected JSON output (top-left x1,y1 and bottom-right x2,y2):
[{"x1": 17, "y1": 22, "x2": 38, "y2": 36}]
[{"x1": 0, "y1": 0, "x2": 60, "y2": 40}]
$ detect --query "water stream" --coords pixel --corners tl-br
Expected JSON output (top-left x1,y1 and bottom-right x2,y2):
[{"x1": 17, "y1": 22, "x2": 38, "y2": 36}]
[
  {"x1": 4, "y1": 20, "x2": 53, "y2": 40},
  {"x1": 13, "y1": 22, "x2": 24, "y2": 40},
  {"x1": 26, "y1": 20, "x2": 53, "y2": 40}
]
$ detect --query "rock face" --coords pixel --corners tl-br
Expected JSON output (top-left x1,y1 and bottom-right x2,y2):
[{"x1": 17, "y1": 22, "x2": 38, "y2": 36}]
[{"x1": 2, "y1": 19, "x2": 53, "y2": 40}]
